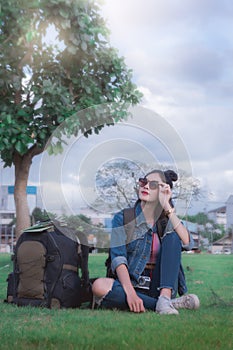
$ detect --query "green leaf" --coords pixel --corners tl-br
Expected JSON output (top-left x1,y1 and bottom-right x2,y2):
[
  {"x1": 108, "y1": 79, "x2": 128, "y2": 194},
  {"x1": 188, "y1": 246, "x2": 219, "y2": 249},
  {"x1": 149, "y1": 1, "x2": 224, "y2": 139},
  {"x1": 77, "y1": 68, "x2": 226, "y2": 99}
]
[
  {"x1": 26, "y1": 31, "x2": 34, "y2": 43},
  {"x1": 67, "y1": 45, "x2": 78, "y2": 54},
  {"x1": 53, "y1": 141, "x2": 63, "y2": 155},
  {"x1": 6, "y1": 115, "x2": 12, "y2": 123},
  {"x1": 39, "y1": 132, "x2": 46, "y2": 139},
  {"x1": 59, "y1": 8, "x2": 69, "y2": 19},
  {"x1": 81, "y1": 41, "x2": 87, "y2": 51},
  {"x1": 61, "y1": 19, "x2": 71, "y2": 29},
  {"x1": 17, "y1": 109, "x2": 28, "y2": 117},
  {"x1": 15, "y1": 140, "x2": 27, "y2": 154},
  {"x1": 46, "y1": 144, "x2": 53, "y2": 156},
  {"x1": 3, "y1": 138, "x2": 9, "y2": 146}
]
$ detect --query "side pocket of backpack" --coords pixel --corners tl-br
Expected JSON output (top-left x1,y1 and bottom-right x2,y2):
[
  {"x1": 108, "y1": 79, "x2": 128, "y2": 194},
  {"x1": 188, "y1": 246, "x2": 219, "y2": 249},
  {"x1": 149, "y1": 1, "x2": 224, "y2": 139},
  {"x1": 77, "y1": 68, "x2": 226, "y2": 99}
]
[
  {"x1": 52, "y1": 268, "x2": 82, "y2": 308},
  {"x1": 17, "y1": 241, "x2": 46, "y2": 300}
]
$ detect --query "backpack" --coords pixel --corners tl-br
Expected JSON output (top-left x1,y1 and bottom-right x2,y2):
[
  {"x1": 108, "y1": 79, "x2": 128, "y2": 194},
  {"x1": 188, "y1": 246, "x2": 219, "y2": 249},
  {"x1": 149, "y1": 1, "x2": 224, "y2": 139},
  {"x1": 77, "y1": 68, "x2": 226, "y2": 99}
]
[
  {"x1": 105, "y1": 206, "x2": 187, "y2": 296},
  {"x1": 5, "y1": 221, "x2": 92, "y2": 309}
]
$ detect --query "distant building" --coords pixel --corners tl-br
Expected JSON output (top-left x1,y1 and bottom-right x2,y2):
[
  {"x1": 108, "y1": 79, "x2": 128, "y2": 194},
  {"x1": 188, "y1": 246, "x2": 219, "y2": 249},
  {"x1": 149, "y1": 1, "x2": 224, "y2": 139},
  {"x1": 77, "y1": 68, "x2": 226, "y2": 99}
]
[
  {"x1": 0, "y1": 185, "x2": 43, "y2": 246},
  {"x1": 226, "y1": 195, "x2": 233, "y2": 231},
  {"x1": 0, "y1": 209, "x2": 15, "y2": 251},
  {"x1": 206, "y1": 195, "x2": 233, "y2": 254},
  {"x1": 0, "y1": 185, "x2": 43, "y2": 213},
  {"x1": 211, "y1": 235, "x2": 232, "y2": 254},
  {"x1": 206, "y1": 195, "x2": 233, "y2": 232},
  {"x1": 207, "y1": 205, "x2": 226, "y2": 229},
  {"x1": 182, "y1": 220, "x2": 200, "y2": 250}
]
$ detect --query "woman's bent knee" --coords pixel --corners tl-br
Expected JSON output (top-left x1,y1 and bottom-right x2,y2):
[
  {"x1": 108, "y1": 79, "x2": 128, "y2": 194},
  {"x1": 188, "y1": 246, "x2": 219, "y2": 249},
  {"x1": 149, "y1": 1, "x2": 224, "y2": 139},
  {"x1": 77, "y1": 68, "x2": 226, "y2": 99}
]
[{"x1": 92, "y1": 278, "x2": 115, "y2": 298}]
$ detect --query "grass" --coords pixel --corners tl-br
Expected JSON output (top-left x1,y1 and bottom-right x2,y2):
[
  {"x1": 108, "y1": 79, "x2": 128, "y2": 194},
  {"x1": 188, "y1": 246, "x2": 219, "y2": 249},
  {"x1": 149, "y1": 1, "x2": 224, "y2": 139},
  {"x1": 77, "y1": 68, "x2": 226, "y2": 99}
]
[{"x1": 0, "y1": 252, "x2": 233, "y2": 350}]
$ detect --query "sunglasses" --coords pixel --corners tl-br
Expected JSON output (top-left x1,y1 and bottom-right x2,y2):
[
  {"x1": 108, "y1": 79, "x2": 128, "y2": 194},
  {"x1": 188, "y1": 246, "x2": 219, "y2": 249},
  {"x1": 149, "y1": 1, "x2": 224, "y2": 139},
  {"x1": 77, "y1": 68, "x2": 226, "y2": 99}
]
[{"x1": 138, "y1": 177, "x2": 160, "y2": 190}]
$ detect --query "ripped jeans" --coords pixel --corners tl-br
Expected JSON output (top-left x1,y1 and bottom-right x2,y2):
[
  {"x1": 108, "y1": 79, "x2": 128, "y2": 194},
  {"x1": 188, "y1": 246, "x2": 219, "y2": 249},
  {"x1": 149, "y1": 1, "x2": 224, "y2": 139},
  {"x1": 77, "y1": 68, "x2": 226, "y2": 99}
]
[{"x1": 100, "y1": 232, "x2": 184, "y2": 311}]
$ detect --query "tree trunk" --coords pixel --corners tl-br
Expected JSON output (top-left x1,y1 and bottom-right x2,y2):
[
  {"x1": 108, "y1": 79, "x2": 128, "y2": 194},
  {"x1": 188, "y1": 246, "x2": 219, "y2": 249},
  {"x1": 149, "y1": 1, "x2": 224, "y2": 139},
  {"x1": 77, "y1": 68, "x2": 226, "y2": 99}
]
[
  {"x1": 14, "y1": 153, "x2": 31, "y2": 240},
  {"x1": 13, "y1": 145, "x2": 43, "y2": 240}
]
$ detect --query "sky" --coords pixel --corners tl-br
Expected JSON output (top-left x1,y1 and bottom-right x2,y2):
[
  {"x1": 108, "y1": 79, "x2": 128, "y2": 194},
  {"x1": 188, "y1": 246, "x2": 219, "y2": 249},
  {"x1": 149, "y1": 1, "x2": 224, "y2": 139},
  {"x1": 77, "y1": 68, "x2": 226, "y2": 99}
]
[
  {"x1": 1, "y1": 0, "x2": 233, "y2": 216},
  {"x1": 100, "y1": 0, "x2": 233, "y2": 212}
]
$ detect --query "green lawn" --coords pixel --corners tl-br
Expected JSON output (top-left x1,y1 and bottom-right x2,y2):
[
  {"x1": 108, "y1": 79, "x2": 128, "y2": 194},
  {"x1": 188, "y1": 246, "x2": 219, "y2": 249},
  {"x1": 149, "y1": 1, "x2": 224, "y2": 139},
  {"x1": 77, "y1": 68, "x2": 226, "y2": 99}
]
[{"x1": 0, "y1": 252, "x2": 233, "y2": 350}]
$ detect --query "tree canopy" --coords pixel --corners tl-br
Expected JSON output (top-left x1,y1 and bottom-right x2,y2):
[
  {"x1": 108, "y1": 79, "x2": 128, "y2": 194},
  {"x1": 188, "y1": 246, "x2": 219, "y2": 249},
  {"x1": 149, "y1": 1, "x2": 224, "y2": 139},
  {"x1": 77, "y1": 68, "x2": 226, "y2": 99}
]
[
  {"x1": 0, "y1": 0, "x2": 142, "y2": 237},
  {"x1": 0, "y1": 0, "x2": 142, "y2": 165}
]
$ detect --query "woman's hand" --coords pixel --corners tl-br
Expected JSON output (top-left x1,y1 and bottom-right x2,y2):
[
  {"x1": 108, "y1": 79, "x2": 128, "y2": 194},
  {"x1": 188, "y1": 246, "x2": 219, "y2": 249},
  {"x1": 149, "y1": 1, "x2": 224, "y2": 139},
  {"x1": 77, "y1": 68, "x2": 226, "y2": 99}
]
[
  {"x1": 158, "y1": 183, "x2": 190, "y2": 245},
  {"x1": 158, "y1": 182, "x2": 172, "y2": 210},
  {"x1": 127, "y1": 291, "x2": 145, "y2": 313},
  {"x1": 116, "y1": 264, "x2": 145, "y2": 313}
]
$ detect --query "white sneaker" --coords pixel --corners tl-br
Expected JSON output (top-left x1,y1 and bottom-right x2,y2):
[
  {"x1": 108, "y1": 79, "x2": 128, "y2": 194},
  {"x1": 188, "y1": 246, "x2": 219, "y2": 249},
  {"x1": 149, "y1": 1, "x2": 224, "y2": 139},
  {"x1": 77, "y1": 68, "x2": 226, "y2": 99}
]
[
  {"x1": 171, "y1": 294, "x2": 200, "y2": 310},
  {"x1": 156, "y1": 296, "x2": 179, "y2": 315}
]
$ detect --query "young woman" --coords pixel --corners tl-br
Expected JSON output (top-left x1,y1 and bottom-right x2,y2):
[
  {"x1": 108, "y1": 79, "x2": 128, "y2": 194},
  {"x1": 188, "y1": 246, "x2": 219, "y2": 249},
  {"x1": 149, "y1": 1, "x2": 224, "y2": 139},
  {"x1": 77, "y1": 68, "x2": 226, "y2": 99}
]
[{"x1": 92, "y1": 169, "x2": 200, "y2": 314}]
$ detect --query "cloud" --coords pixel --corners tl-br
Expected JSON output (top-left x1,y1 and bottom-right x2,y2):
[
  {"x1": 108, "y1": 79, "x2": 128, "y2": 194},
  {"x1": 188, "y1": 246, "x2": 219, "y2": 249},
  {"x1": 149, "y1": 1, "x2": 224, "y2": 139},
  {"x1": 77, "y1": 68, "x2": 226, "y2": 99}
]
[
  {"x1": 103, "y1": 0, "x2": 233, "y2": 31},
  {"x1": 103, "y1": 0, "x2": 233, "y2": 89},
  {"x1": 101, "y1": 0, "x2": 233, "y2": 213}
]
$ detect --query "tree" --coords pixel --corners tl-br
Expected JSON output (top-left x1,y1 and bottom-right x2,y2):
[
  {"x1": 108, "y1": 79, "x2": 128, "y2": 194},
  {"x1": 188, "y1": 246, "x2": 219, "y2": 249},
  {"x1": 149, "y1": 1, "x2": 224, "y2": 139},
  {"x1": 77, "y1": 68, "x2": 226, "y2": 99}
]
[
  {"x1": 61, "y1": 213, "x2": 109, "y2": 249},
  {"x1": 171, "y1": 171, "x2": 201, "y2": 206},
  {"x1": 95, "y1": 158, "x2": 141, "y2": 211},
  {"x1": 186, "y1": 212, "x2": 209, "y2": 225},
  {"x1": 94, "y1": 159, "x2": 201, "y2": 213},
  {"x1": 0, "y1": 0, "x2": 142, "y2": 239}
]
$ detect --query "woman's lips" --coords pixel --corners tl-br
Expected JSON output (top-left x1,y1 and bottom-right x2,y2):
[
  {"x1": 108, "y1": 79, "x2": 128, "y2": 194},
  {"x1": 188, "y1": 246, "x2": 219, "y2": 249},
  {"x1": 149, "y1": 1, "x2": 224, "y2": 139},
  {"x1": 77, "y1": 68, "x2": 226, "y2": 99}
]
[{"x1": 141, "y1": 191, "x2": 149, "y2": 195}]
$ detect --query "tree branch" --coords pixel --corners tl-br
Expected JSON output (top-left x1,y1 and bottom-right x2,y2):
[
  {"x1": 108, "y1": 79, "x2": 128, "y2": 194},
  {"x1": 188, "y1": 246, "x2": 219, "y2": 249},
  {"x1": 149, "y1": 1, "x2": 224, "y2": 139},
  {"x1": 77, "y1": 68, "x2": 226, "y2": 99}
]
[
  {"x1": 28, "y1": 143, "x2": 45, "y2": 158},
  {"x1": 3, "y1": 34, "x2": 13, "y2": 44}
]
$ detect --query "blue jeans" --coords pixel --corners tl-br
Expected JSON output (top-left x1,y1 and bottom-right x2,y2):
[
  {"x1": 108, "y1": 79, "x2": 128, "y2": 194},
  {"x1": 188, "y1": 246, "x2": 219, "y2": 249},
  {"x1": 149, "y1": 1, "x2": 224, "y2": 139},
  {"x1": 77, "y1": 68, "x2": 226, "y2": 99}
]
[{"x1": 101, "y1": 232, "x2": 182, "y2": 311}]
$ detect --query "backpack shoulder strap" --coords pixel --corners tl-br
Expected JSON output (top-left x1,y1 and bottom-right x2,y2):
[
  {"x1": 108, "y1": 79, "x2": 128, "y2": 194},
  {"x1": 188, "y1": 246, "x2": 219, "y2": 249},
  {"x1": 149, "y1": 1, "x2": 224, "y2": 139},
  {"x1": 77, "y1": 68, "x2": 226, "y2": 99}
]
[
  {"x1": 123, "y1": 207, "x2": 136, "y2": 244},
  {"x1": 123, "y1": 205, "x2": 168, "y2": 241},
  {"x1": 156, "y1": 215, "x2": 169, "y2": 238},
  {"x1": 76, "y1": 230, "x2": 90, "y2": 287}
]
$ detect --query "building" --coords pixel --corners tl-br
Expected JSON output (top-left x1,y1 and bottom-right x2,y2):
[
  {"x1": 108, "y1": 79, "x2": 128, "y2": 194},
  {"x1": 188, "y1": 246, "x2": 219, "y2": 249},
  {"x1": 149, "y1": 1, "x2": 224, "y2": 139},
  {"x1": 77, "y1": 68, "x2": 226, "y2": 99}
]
[
  {"x1": 0, "y1": 185, "x2": 42, "y2": 251},
  {"x1": 0, "y1": 209, "x2": 15, "y2": 252},
  {"x1": 207, "y1": 206, "x2": 226, "y2": 229},
  {"x1": 205, "y1": 195, "x2": 233, "y2": 254},
  {"x1": 0, "y1": 185, "x2": 43, "y2": 213},
  {"x1": 226, "y1": 195, "x2": 233, "y2": 231},
  {"x1": 182, "y1": 220, "x2": 200, "y2": 251},
  {"x1": 206, "y1": 194, "x2": 233, "y2": 232},
  {"x1": 211, "y1": 235, "x2": 232, "y2": 254},
  {"x1": 0, "y1": 186, "x2": 16, "y2": 250}
]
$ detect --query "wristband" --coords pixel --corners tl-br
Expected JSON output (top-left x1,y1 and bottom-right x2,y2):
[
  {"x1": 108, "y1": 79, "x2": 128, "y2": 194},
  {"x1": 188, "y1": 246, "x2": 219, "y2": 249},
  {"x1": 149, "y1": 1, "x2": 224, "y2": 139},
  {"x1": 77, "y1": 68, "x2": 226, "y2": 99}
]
[{"x1": 164, "y1": 208, "x2": 175, "y2": 216}]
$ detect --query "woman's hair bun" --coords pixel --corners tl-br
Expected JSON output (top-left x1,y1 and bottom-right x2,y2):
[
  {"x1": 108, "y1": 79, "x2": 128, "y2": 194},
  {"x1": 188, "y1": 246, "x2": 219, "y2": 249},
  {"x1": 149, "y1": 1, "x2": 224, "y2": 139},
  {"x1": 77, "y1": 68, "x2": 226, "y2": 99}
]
[{"x1": 164, "y1": 170, "x2": 178, "y2": 188}]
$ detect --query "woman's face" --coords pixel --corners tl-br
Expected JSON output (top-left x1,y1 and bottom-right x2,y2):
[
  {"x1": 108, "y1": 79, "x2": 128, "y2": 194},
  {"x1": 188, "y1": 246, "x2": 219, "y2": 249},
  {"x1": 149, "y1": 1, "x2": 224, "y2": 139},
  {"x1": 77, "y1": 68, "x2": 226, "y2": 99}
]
[{"x1": 138, "y1": 172, "x2": 164, "y2": 203}]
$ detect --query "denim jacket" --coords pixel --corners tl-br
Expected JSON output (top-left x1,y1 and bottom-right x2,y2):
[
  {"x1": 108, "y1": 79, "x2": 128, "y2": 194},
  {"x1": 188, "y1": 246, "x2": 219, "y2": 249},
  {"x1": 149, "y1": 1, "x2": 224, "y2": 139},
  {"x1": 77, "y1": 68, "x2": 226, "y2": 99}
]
[{"x1": 110, "y1": 201, "x2": 194, "y2": 289}]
